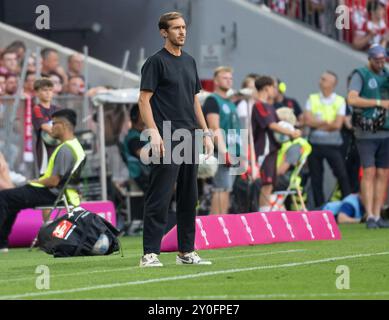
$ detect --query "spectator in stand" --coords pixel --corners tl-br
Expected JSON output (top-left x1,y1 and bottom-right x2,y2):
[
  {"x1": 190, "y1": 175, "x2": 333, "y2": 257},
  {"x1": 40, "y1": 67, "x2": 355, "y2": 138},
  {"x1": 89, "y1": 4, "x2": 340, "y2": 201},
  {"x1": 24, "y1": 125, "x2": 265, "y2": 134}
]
[
  {"x1": 0, "y1": 50, "x2": 19, "y2": 75},
  {"x1": 352, "y1": 0, "x2": 389, "y2": 50},
  {"x1": 5, "y1": 41, "x2": 26, "y2": 65},
  {"x1": 252, "y1": 76, "x2": 301, "y2": 211},
  {"x1": 310, "y1": 0, "x2": 340, "y2": 37},
  {"x1": 41, "y1": 48, "x2": 68, "y2": 88},
  {"x1": 273, "y1": 79, "x2": 304, "y2": 127},
  {"x1": 343, "y1": 0, "x2": 368, "y2": 44},
  {"x1": 0, "y1": 73, "x2": 6, "y2": 96},
  {"x1": 27, "y1": 53, "x2": 38, "y2": 74},
  {"x1": 270, "y1": 0, "x2": 288, "y2": 15},
  {"x1": 67, "y1": 53, "x2": 84, "y2": 78},
  {"x1": 4, "y1": 74, "x2": 18, "y2": 95},
  {"x1": 304, "y1": 71, "x2": 351, "y2": 208},
  {"x1": 32, "y1": 78, "x2": 59, "y2": 174},
  {"x1": 309, "y1": 0, "x2": 325, "y2": 30},
  {"x1": 67, "y1": 75, "x2": 85, "y2": 95},
  {"x1": 48, "y1": 72, "x2": 64, "y2": 96},
  {"x1": 270, "y1": 0, "x2": 300, "y2": 17},
  {"x1": 287, "y1": 0, "x2": 301, "y2": 19},
  {"x1": 23, "y1": 71, "x2": 36, "y2": 98}
]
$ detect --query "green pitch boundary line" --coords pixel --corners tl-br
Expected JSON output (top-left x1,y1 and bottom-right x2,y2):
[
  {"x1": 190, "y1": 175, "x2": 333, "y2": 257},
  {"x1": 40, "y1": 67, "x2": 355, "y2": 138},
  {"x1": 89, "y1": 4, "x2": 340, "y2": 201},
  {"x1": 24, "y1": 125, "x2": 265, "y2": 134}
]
[
  {"x1": 0, "y1": 249, "x2": 306, "y2": 284},
  {"x1": 1, "y1": 251, "x2": 388, "y2": 300}
]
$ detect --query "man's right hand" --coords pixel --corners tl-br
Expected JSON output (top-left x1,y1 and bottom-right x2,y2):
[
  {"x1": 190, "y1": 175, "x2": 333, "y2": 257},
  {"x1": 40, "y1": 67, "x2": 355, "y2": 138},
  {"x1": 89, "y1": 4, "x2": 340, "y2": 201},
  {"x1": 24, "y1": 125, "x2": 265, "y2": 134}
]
[
  {"x1": 150, "y1": 131, "x2": 165, "y2": 158},
  {"x1": 381, "y1": 100, "x2": 389, "y2": 109}
]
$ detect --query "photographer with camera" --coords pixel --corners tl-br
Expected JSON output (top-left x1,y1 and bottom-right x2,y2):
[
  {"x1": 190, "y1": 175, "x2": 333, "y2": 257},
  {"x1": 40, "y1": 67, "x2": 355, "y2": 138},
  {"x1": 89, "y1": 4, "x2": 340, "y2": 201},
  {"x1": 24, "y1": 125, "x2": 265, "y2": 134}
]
[{"x1": 347, "y1": 44, "x2": 389, "y2": 229}]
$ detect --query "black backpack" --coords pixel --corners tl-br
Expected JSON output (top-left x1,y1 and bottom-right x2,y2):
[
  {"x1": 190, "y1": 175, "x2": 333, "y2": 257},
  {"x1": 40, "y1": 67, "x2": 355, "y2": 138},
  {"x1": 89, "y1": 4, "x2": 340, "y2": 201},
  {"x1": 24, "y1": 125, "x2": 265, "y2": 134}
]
[{"x1": 38, "y1": 207, "x2": 121, "y2": 258}]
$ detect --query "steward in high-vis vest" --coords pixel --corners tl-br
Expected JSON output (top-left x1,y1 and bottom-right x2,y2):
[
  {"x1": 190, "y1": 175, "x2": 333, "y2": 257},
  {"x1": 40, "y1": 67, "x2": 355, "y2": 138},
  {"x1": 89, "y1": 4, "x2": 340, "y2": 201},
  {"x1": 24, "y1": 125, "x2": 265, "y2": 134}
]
[
  {"x1": 0, "y1": 109, "x2": 85, "y2": 252},
  {"x1": 304, "y1": 71, "x2": 351, "y2": 208},
  {"x1": 347, "y1": 44, "x2": 389, "y2": 229}
]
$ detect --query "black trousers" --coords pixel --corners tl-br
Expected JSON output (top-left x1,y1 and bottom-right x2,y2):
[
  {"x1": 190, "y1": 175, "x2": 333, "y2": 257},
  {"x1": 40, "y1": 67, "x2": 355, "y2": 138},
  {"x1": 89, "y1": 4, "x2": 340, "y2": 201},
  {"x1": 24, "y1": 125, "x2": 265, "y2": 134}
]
[
  {"x1": 143, "y1": 130, "x2": 200, "y2": 255},
  {"x1": 143, "y1": 160, "x2": 198, "y2": 254},
  {"x1": 308, "y1": 144, "x2": 351, "y2": 208},
  {"x1": 0, "y1": 185, "x2": 57, "y2": 247}
]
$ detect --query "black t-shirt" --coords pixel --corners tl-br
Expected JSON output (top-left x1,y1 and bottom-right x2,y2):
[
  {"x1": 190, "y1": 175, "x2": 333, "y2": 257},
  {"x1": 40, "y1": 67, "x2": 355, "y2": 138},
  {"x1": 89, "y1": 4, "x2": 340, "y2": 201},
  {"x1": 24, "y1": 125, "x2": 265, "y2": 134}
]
[
  {"x1": 202, "y1": 96, "x2": 220, "y2": 116},
  {"x1": 140, "y1": 48, "x2": 202, "y2": 134},
  {"x1": 251, "y1": 101, "x2": 280, "y2": 157},
  {"x1": 274, "y1": 96, "x2": 302, "y2": 118}
]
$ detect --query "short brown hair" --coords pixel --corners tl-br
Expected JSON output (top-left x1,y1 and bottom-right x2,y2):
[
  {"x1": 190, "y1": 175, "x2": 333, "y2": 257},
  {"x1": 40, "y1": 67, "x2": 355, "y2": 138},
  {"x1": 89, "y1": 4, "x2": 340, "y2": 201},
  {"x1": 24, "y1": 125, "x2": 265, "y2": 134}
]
[
  {"x1": 213, "y1": 66, "x2": 233, "y2": 79},
  {"x1": 34, "y1": 78, "x2": 53, "y2": 91},
  {"x1": 255, "y1": 76, "x2": 275, "y2": 92},
  {"x1": 0, "y1": 49, "x2": 17, "y2": 59},
  {"x1": 158, "y1": 12, "x2": 184, "y2": 30}
]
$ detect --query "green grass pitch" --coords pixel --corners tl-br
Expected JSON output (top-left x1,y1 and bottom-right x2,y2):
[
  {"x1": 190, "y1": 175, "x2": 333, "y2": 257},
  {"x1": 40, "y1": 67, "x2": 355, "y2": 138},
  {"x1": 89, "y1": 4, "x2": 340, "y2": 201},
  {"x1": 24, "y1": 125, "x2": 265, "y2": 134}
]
[{"x1": 0, "y1": 224, "x2": 388, "y2": 300}]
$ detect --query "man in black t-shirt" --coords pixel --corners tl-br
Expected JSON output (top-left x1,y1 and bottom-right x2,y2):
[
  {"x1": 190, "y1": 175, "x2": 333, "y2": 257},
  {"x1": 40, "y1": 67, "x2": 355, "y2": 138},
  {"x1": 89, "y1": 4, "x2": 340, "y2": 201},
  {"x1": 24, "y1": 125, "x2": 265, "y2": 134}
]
[{"x1": 138, "y1": 12, "x2": 214, "y2": 267}]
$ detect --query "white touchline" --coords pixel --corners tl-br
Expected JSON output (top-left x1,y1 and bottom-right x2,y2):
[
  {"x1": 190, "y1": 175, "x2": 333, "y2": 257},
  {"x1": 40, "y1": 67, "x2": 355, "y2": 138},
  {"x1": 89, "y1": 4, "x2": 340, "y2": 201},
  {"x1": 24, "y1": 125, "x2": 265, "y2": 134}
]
[
  {"x1": 0, "y1": 249, "x2": 306, "y2": 284},
  {"x1": 1, "y1": 251, "x2": 389, "y2": 300},
  {"x1": 111, "y1": 291, "x2": 389, "y2": 300}
]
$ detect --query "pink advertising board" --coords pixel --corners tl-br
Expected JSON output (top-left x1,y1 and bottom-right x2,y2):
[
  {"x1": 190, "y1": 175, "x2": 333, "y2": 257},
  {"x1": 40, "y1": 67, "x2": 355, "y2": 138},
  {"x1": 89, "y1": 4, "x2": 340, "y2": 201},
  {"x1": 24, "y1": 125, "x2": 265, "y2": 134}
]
[{"x1": 161, "y1": 211, "x2": 341, "y2": 252}]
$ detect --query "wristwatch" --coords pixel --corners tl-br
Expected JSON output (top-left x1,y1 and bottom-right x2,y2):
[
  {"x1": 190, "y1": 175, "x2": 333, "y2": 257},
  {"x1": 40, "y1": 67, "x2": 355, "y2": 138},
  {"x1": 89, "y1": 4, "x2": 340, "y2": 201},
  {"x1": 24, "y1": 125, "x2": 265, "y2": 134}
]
[{"x1": 376, "y1": 99, "x2": 382, "y2": 107}]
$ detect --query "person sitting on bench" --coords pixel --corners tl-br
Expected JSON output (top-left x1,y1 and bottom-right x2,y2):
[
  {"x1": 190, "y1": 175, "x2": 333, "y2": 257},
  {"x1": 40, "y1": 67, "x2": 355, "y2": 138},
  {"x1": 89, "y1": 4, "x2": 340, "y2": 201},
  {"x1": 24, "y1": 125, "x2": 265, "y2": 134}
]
[{"x1": 0, "y1": 109, "x2": 85, "y2": 253}]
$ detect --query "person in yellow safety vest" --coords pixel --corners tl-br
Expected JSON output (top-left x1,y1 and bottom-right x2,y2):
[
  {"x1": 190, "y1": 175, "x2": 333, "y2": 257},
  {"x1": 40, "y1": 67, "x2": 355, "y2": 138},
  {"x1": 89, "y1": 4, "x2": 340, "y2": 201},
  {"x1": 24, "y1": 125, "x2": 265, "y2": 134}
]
[
  {"x1": 304, "y1": 71, "x2": 351, "y2": 208},
  {"x1": 0, "y1": 109, "x2": 85, "y2": 253}
]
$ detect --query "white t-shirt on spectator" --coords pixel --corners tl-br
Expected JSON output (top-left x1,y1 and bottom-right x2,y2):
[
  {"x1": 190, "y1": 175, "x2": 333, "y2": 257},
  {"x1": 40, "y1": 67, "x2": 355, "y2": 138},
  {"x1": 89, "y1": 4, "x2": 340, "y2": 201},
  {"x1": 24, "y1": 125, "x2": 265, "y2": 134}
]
[
  {"x1": 366, "y1": 19, "x2": 387, "y2": 46},
  {"x1": 351, "y1": 3, "x2": 368, "y2": 36}
]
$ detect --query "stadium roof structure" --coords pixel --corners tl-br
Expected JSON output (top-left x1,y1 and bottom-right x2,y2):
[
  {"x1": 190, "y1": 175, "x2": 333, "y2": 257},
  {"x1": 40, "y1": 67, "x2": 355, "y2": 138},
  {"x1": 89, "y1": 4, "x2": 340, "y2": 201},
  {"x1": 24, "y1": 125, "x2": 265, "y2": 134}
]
[{"x1": 92, "y1": 88, "x2": 140, "y2": 105}]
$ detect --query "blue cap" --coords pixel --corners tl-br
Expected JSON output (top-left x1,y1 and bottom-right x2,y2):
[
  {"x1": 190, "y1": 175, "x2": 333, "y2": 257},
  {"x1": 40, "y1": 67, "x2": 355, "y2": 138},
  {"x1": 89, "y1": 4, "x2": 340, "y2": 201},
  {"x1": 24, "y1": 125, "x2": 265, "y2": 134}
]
[{"x1": 368, "y1": 44, "x2": 387, "y2": 59}]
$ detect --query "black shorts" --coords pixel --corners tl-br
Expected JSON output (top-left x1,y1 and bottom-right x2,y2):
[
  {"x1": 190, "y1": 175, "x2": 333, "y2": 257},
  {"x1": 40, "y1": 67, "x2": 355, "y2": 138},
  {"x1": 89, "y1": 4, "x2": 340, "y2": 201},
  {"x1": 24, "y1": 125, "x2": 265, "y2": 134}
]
[
  {"x1": 260, "y1": 151, "x2": 278, "y2": 187},
  {"x1": 356, "y1": 137, "x2": 389, "y2": 169}
]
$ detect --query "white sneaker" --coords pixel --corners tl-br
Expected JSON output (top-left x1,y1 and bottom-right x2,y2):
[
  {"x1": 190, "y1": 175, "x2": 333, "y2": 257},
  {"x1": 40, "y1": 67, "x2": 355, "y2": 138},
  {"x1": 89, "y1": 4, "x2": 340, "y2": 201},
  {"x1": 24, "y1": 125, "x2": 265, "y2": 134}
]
[
  {"x1": 176, "y1": 251, "x2": 212, "y2": 265},
  {"x1": 139, "y1": 253, "x2": 163, "y2": 267},
  {"x1": 0, "y1": 248, "x2": 9, "y2": 253}
]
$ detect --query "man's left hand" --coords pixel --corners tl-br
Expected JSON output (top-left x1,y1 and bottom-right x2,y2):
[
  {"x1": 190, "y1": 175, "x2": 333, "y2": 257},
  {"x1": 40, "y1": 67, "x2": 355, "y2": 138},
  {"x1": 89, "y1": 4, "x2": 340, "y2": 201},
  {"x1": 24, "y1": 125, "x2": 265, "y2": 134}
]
[{"x1": 203, "y1": 135, "x2": 214, "y2": 159}]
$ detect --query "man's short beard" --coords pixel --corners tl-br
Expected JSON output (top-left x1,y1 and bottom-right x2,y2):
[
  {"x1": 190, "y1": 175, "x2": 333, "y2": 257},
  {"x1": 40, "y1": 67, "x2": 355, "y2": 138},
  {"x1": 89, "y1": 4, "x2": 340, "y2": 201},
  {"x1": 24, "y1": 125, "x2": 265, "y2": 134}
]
[
  {"x1": 219, "y1": 86, "x2": 230, "y2": 93},
  {"x1": 171, "y1": 39, "x2": 184, "y2": 47}
]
